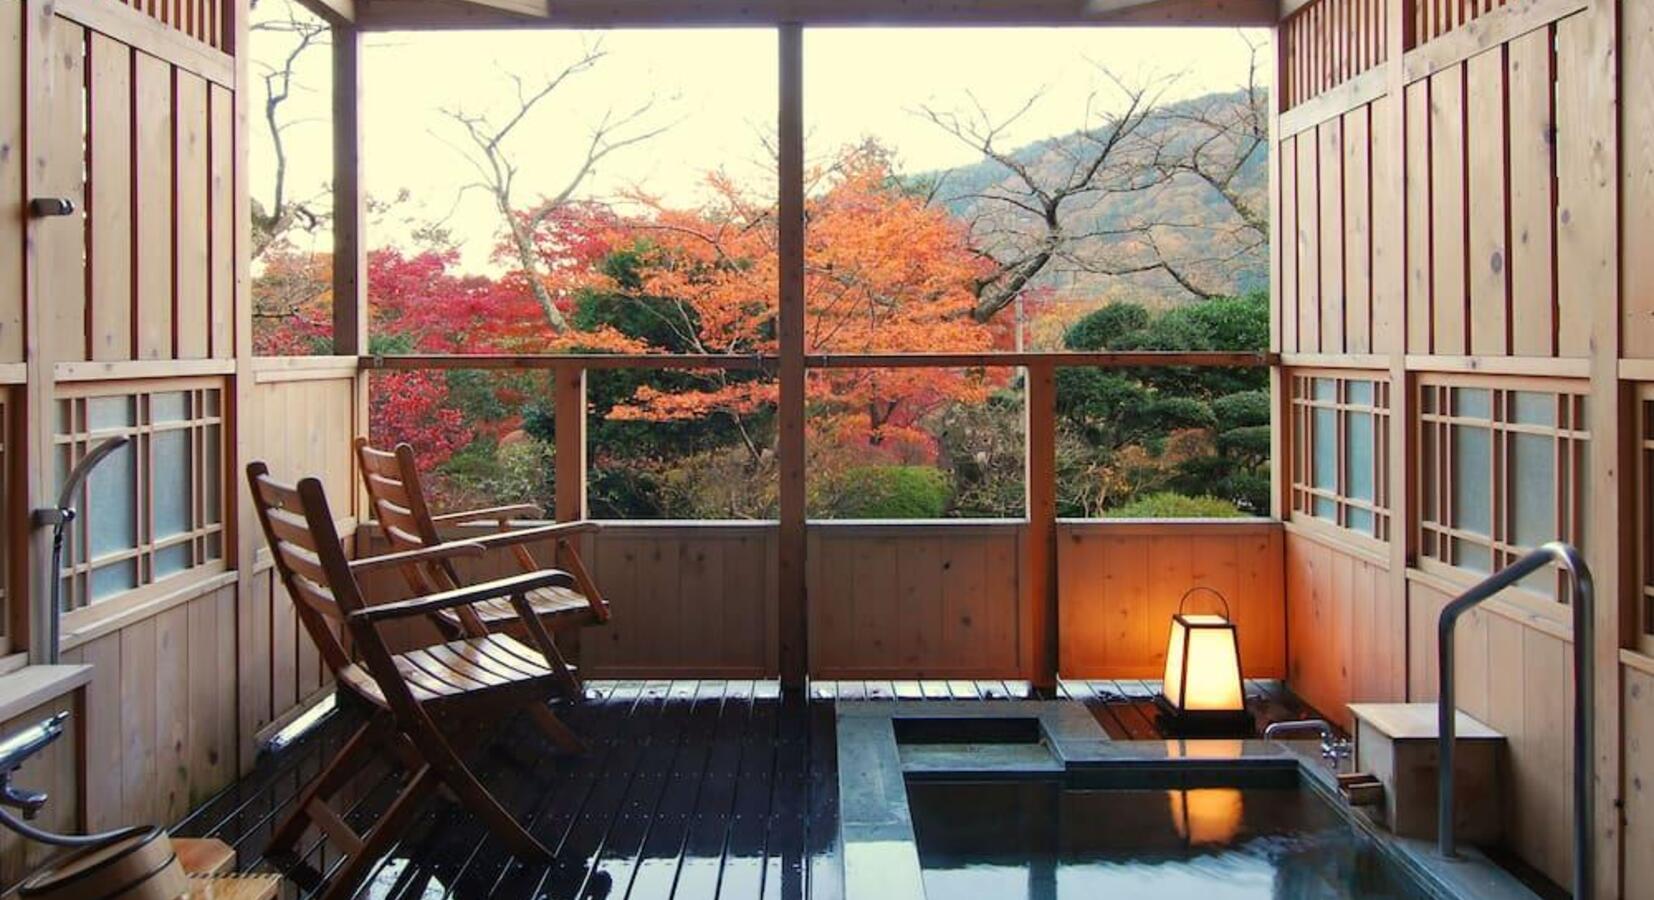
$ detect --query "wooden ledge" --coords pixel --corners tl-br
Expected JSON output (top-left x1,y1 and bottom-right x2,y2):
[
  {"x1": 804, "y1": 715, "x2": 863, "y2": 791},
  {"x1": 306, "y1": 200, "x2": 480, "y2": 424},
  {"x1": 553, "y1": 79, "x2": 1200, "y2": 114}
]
[{"x1": 0, "y1": 665, "x2": 92, "y2": 724}]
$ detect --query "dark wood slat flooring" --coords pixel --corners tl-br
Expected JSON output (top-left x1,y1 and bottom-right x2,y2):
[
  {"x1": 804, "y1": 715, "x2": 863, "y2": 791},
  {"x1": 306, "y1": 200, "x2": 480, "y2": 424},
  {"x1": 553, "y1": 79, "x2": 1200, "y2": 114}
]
[{"x1": 173, "y1": 679, "x2": 1319, "y2": 900}]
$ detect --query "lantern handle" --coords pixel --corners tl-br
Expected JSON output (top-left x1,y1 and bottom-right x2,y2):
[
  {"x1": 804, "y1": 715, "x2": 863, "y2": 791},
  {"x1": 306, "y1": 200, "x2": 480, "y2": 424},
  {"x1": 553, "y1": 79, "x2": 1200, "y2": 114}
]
[{"x1": 1176, "y1": 586, "x2": 1232, "y2": 620}]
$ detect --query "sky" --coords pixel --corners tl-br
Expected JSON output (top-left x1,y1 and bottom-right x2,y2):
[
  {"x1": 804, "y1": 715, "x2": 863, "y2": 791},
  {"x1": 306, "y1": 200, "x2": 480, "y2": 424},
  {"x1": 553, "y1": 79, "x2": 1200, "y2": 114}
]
[{"x1": 253, "y1": 11, "x2": 1268, "y2": 272}]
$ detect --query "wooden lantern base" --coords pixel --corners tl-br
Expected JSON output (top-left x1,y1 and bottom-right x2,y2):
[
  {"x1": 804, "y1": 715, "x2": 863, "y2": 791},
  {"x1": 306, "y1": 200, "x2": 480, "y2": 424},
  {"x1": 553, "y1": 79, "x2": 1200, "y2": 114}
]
[{"x1": 1153, "y1": 696, "x2": 1255, "y2": 737}]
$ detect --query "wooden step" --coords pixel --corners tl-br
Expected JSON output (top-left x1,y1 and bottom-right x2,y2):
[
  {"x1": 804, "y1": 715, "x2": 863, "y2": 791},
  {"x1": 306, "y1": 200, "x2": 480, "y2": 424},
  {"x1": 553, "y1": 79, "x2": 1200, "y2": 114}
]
[
  {"x1": 182, "y1": 874, "x2": 281, "y2": 900},
  {"x1": 173, "y1": 837, "x2": 236, "y2": 877}
]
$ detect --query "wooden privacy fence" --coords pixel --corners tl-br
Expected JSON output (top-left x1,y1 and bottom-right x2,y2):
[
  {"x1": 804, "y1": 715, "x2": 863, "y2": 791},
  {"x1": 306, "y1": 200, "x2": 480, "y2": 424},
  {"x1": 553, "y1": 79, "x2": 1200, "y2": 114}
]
[{"x1": 359, "y1": 351, "x2": 1279, "y2": 686}]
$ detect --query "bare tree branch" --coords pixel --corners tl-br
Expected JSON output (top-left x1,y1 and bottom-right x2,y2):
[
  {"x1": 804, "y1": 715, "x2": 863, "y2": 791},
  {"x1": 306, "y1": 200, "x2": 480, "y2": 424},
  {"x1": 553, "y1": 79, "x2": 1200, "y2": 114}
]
[{"x1": 436, "y1": 45, "x2": 672, "y2": 333}]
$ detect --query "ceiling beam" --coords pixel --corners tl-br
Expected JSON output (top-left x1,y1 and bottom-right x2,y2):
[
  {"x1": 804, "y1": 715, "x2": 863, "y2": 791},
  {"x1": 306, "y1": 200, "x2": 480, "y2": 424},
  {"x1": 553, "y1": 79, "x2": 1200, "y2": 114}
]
[
  {"x1": 354, "y1": 0, "x2": 1277, "y2": 31},
  {"x1": 295, "y1": 0, "x2": 356, "y2": 26}
]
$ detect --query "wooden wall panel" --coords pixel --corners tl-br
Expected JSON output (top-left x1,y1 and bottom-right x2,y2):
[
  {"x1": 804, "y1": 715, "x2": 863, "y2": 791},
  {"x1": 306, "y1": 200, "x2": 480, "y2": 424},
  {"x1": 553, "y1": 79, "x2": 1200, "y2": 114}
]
[
  {"x1": 88, "y1": 34, "x2": 133, "y2": 361},
  {"x1": 134, "y1": 51, "x2": 174, "y2": 360},
  {"x1": 1058, "y1": 521, "x2": 1284, "y2": 679},
  {"x1": 41, "y1": 20, "x2": 86, "y2": 364},
  {"x1": 1319, "y1": 118, "x2": 1346, "y2": 354},
  {"x1": 1507, "y1": 26, "x2": 1556, "y2": 356},
  {"x1": 174, "y1": 72, "x2": 210, "y2": 359},
  {"x1": 1555, "y1": 12, "x2": 1606, "y2": 358},
  {"x1": 1626, "y1": 0, "x2": 1654, "y2": 356},
  {"x1": 0, "y1": 0, "x2": 19, "y2": 363},
  {"x1": 1370, "y1": 92, "x2": 1402, "y2": 354},
  {"x1": 58, "y1": 584, "x2": 237, "y2": 836},
  {"x1": 1625, "y1": 664, "x2": 1654, "y2": 896},
  {"x1": 1296, "y1": 135, "x2": 1322, "y2": 351},
  {"x1": 1407, "y1": 580, "x2": 1576, "y2": 888},
  {"x1": 1343, "y1": 106, "x2": 1372, "y2": 354},
  {"x1": 810, "y1": 524, "x2": 1020, "y2": 678},
  {"x1": 1280, "y1": 133, "x2": 1300, "y2": 353},
  {"x1": 1405, "y1": 80, "x2": 1433, "y2": 353},
  {"x1": 1283, "y1": 529, "x2": 1403, "y2": 730},
  {"x1": 1430, "y1": 63, "x2": 1467, "y2": 356},
  {"x1": 1466, "y1": 47, "x2": 1508, "y2": 356},
  {"x1": 208, "y1": 85, "x2": 233, "y2": 357},
  {"x1": 589, "y1": 524, "x2": 778, "y2": 676}
]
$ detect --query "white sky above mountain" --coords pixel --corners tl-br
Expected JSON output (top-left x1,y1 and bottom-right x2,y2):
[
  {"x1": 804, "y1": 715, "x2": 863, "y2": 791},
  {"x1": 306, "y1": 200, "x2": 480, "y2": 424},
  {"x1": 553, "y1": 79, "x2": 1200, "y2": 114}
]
[{"x1": 255, "y1": 18, "x2": 1269, "y2": 272}]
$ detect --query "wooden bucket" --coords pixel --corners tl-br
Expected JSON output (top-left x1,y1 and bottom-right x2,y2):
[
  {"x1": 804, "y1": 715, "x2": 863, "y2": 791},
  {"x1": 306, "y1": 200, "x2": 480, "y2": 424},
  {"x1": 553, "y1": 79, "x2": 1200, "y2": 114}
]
[{"x1": 17, "y1": 826, "x2": 190, "y2": 900}]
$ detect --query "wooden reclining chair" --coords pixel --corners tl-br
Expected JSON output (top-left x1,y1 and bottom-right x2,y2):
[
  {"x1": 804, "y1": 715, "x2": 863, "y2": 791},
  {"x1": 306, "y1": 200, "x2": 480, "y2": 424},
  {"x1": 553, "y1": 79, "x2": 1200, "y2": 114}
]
[
  {"x1": 247, "y1": 461, "x2": 584, "y2": 900},
  {"x1": 354, "y1": 437, "x2": 608, "y2": 698}
]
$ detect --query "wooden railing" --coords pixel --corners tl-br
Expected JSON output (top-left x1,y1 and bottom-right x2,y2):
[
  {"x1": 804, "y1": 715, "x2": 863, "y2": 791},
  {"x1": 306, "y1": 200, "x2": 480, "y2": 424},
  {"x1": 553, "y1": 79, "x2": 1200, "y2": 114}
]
[{"x1": 359, "y1": 351, "x2": 1277, "y2": 686}]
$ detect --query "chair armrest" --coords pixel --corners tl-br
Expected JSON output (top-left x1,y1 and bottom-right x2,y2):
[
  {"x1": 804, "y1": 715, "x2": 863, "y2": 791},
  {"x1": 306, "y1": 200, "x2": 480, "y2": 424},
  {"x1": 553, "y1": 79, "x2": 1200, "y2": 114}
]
[
  {"x1": 459, "y1": 521, "x2": 599, "y2": 549},
  {"x1": 430, "y1": 503, "x2": 545, "y2": 526},
  {"x1": 349, "y1": 569, "x2": 576, "y2": 624},
  {"x1": 348, "y1": 540, "x2": 487, "y2": 575}
]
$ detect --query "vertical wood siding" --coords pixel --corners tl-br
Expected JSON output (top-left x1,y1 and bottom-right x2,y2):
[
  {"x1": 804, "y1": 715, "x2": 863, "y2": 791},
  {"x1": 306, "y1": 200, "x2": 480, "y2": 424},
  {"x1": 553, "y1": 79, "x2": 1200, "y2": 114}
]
[
  {"x1": 808, "y1": 524, "x2": 1023, "y2": 678},
  {"x1": 1057, "y1": 521, "x2": 1285, "y2": 679}
]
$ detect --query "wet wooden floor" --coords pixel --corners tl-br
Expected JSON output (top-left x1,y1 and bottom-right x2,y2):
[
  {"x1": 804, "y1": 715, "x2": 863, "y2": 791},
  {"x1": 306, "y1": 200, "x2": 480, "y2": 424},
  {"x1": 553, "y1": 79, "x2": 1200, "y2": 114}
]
[{"x1": 173, "y1": 679, "x2": 1317, "y2": 900}]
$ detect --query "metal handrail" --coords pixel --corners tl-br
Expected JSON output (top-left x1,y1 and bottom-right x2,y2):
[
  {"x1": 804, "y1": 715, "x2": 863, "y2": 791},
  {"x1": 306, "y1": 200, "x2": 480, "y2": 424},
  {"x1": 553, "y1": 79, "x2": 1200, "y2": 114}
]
[{"x1": 1437, "y1": 541, "x2": 1592, "y2": 900}]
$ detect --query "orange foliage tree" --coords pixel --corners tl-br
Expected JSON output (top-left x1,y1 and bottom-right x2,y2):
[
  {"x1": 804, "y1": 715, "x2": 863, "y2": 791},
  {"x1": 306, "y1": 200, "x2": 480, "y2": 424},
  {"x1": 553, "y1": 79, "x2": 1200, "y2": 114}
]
[{"x1": 546, "y1": 144, "x2": 1011, "y2": 464}]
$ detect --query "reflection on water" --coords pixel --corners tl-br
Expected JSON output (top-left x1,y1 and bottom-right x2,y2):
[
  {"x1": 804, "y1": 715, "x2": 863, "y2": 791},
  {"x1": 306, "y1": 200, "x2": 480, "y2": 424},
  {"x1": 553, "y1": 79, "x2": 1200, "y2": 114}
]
[
  {"x1": 1169, "y1": 788, "x2": 1245, "y2": 845},
  {"x1": 907, "y1": 781, "x2": 1428, "y2": 900}
]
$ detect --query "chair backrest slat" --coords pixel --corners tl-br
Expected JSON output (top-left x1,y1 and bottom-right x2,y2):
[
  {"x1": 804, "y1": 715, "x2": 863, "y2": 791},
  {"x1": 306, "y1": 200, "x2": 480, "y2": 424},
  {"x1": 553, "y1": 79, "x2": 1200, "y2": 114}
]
[{"x1": 247, "y1": 461, "x2": 421, "y2": 715}]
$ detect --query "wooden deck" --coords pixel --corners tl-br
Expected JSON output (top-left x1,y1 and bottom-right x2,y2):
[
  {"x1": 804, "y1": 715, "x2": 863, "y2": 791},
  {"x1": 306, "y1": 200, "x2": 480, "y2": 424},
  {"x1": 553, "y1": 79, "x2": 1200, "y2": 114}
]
[{"x1": 172, "y1": 679, "x2": 1319, "y2": 900}]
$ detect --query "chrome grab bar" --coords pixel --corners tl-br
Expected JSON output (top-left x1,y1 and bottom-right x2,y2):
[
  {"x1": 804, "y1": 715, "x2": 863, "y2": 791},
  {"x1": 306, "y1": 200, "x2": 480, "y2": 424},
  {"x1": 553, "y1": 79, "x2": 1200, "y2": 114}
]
[{"x1": 1437, "y1": 541, "x2": 1592, "y2": 900}]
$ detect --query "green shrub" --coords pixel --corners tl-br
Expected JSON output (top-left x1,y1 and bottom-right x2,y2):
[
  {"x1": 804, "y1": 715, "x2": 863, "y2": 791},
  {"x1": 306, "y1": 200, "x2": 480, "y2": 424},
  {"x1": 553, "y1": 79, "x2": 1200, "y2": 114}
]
[
  {"x1": 1211, "y1": 390, "x2": 1271, "y2": 431},
  {"x1": 1063, "y1": 302, "x2": 1150, "y2": 351},
  {"x1": 827, "y1": 466, "x2": 952, "y2": 519},
  {"x1": 1104, "y1": 492, "x2": 1246, "y2": 519}
]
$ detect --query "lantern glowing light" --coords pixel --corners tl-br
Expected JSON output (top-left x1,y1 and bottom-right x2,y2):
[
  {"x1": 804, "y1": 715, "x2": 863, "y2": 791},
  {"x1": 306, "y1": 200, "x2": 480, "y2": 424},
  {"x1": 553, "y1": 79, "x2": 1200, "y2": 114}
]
[{"x1": 1155, "y1": 587, "x2": 1253, "y2": 735}]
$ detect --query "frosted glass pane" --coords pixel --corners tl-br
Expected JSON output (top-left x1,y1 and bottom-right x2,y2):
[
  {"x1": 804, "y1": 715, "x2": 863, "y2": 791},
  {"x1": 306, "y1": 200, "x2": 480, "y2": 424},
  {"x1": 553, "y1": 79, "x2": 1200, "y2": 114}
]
[
  {"x1": 1313, "y1": 378, "x2": 1336, "y2": 402},
  {"x1": 1451, "y1": 426, "x2": 1491, "y2": 536},
  {"x1": 86, "y1": 396, "x2": 134, "y2": 431},
  {"x1": 1511, "y1": 391, "x2": 1555, "y2": 426},
  {"x1": 55, "y1": 400, "x2": 71, "y2": 433},
  {"x1": 204, "y1": 425, "x2": 221, "y2": 525},
  {"x1": 204, "y1": 391, "x2": 220, "y2": 417},
  {"x1": 90, "y1": 561, "x2": 137, "y2": 601},
  {"x1": 1452, "y1": 388, "x2": 1491, "y2": 418},
  {"x1": 152, "y1": 430, "x2": 191, "y2": 539},
  {"x1": 1314, "y1": 496, "x2": 1336, "y2": 520},
  {"x1": 1422, "y1": 426, "x2": 1437, "y2": 521},
  {"x1": 154, "y1": 543, "x2": 190, "y2": 579},
  {"x1": 1452, "y1": 539, "x2": 1492, "y2": 573},
  {"x1": 1313, "y1": 408, "x2": 1337, "y2": 491},
  {"x1": 151, "y1": 392, "x2": 188, "y2": 423},
  {"x1": 87, "y1": 441, "x2": 136, "y2": 557},
  {"x1": 1347, "y1": 380, "x2": 1374, "y2": 406},
  {"x1": 1346, "y1": 411, "x2": 1375, "y2": 502},
  {"x1": 1510, "y1": 432, "x2": 1555, "y2": 548},
  {"x1": 1348, "y1": 507, "x2": 1375, "y2": 536}
]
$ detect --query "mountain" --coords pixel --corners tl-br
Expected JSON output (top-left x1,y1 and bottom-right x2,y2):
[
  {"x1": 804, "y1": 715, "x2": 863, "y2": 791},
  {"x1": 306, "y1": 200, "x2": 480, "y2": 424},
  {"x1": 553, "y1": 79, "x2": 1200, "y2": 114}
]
[{"x1": 918, "y1": 88, "x2": 1268, "y2": 319}]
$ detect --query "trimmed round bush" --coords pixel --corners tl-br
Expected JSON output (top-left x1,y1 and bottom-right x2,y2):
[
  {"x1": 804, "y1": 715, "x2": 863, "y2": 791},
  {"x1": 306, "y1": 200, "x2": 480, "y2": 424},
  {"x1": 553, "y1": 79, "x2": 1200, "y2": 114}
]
[
  {"x1": 829, "y1": 466, "x2": 952, "y2": 519},
  {"x1": 1103, "y1": 492, "x2": 1245, "y2": 519}
]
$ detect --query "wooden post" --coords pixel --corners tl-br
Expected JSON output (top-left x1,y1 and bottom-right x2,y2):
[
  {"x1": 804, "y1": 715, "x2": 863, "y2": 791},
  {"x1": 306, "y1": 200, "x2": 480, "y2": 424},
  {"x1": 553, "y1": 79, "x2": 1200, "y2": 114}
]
[
  {"x1": 553, "y1": 366, "x2": 587, "y2": 523},
  {"x1": 1023, "y1": 363, "x2": 1057, "y2": 689},
  {"x1": 331, "y1": 26, "x2": 365, "y2": 358},
  {"x1": 229, "y1": 0, "x2": 259, "y2": 771},
  {"x1": 331, "y1": 25, "x2": 369, "y2": 525},
  {"x1": 776, "y1": 23, "x2": 808, "y2": 687}
]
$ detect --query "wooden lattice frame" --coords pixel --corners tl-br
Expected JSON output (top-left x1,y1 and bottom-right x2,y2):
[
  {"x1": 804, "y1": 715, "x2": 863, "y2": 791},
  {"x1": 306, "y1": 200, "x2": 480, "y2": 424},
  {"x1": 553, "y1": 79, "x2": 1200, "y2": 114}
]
[
  {"x1": 54, "y1": 378, "x2": 226, "y2": 612},
  {"x1": 1416, "y1": 373, "x2": 1588, "y2": 612},
  {"x1": 1636, "y1": 384, "x2": 1654, "y2": 656},
  {"x1": 1289, "y1": 370, "x2": 1392, "y2": 542}
]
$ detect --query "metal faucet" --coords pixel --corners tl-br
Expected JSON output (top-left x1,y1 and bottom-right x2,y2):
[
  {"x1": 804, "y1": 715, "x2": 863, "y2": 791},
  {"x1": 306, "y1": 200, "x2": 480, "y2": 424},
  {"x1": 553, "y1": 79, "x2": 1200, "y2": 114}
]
[{"x1": 1263, "y1": 718, "x2": 1350, "y2": 766}]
